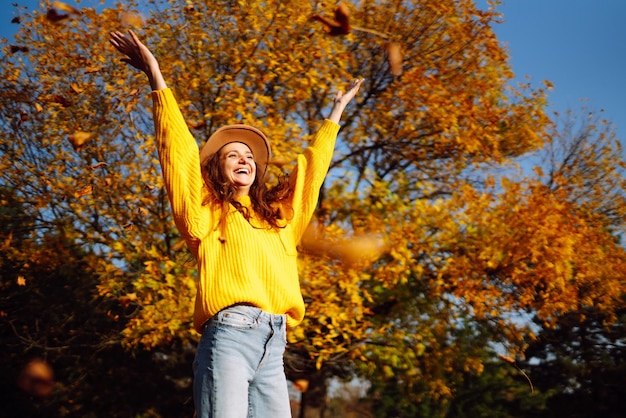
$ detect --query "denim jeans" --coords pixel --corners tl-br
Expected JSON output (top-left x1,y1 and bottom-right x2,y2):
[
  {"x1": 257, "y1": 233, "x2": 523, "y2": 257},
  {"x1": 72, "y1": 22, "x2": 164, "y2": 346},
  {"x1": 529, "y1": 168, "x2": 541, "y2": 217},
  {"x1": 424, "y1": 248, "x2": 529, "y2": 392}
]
[{"x1": 193, "y1": 305, "x2": 292, "y2": 418}]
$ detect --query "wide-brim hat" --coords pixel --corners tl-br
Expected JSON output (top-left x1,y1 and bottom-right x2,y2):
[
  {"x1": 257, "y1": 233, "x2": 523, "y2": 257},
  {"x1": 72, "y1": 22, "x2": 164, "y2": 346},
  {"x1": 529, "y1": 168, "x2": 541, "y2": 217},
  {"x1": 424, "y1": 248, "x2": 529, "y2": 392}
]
[{"x1": 199, "y1": 124, "x2": 271, "y2": 177}]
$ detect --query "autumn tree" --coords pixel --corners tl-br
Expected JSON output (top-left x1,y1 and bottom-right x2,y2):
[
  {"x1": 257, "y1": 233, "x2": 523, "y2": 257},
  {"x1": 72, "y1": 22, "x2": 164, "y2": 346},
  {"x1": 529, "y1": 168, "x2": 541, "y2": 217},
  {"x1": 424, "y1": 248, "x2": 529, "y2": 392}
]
[
  {"x1": 2, "y1": 0, "x2": 625, "y2": 416},
  {"x1": 358, "y1": 107, "x2": 626, "y2": 415}
]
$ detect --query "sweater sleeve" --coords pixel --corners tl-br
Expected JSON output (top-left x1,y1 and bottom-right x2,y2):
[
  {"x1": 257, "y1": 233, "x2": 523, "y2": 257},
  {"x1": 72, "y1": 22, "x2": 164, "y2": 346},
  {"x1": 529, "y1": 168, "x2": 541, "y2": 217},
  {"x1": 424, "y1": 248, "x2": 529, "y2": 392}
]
[
  {"x1": 151, "y1": 88, "x2": 212, "y2": 256},
  {"x1": 289, "y1": 119, "x2": 341, "y2": 241}
]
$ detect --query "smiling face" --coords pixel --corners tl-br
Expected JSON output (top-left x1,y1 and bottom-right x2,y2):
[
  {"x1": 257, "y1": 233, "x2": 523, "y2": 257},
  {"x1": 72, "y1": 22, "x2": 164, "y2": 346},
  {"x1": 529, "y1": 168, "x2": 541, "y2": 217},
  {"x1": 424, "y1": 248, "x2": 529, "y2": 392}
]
[{"x1": 219, "y1": 142, "x2": 257, "y2": 196}]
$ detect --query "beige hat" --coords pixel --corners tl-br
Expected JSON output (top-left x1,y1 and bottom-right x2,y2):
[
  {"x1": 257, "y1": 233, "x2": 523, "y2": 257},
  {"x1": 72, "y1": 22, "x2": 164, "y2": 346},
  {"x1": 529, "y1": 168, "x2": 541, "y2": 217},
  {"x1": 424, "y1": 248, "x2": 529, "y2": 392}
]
[{"x1": 200, "y1": 124, "x2": 271, "y2": 176}]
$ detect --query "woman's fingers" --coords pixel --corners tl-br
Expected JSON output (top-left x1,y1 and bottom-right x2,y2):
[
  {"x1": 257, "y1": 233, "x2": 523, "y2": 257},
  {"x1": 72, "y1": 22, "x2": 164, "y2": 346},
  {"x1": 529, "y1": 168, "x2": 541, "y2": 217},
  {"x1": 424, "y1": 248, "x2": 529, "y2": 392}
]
[
  {"x1": 335, "y1": 78, "x2": 363, "y2": 104},
  {"x1": 109, "y1": 31, "x2": 136, "y2": 53}
]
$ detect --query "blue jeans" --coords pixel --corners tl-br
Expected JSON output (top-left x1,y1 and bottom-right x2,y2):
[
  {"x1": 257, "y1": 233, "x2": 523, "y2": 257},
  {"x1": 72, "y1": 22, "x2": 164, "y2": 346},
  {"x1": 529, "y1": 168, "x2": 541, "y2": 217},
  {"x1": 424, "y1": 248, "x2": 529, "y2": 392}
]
[{"x1": 193, "y1": 305, "x2": 291, "y2": 418}]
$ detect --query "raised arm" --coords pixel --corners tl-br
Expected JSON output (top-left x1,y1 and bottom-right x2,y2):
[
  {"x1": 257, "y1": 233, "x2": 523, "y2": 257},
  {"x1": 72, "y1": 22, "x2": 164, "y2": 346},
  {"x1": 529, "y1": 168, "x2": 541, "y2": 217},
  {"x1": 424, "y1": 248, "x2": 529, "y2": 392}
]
[
  {"x1": 109, "y1": 30, "x2": 210, "y2": 253},
  {"x1": 109, "y1": 30, "x2": 167, "y2": 91},
  {"x1": 286, "y1": 78, "x2": 364, "y2": 239}
]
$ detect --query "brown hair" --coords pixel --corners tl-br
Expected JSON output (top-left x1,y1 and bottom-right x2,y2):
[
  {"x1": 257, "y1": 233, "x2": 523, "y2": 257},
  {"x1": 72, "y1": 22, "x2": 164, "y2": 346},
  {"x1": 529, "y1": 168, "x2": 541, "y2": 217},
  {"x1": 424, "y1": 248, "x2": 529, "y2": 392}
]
[{"x1": 201, "y1": 148, "x2": 292, "y2": 235}]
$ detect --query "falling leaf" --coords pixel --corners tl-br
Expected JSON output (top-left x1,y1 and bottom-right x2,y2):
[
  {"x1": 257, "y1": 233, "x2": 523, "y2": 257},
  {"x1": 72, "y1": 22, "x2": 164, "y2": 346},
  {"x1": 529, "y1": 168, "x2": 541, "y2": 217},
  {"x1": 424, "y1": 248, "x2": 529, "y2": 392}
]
[
  {"x1": 34, "y1": 103, "x2": 43, "y2": 113},
  {"x1": 17, "y1": 359, "x2": 54, "y2": 397},
  {"x1": 187, "y1": 120, "x2": 206, "y2": 130},
  {"x1": 46, "y1": 9, "x2": 70, "y2": 23},
  {"x1": 310, "y1": 2, "x2": 351, "y2": 36},
  {"x1": 17, "y1": 275, "x2": 26, "y2": 286},
  {"x1": 74, "y1": 184, "x2": 93, "y2": 198},
  {"x1": 386, "y1": 42, "x2": 403, "y2": 76},
  {"x1": 51, "y1": 94, "x2": 72, "y2": 107},
  {"x1": 9, "y1": 45, "x2": 29, "y2": 54},
  {"x1": 68, "y1": 131, "x2": 93, "y2": 151},
  {"x1": 89, "y1": 162, "x2": 108, "y2": 170},
  {"x1": 332, "y1": 234, "x2": 386, "y2": 265},
  {"x1": 70, "y1": 82, "x2": 83, "y2": 94},
  {"x1": 125, "y1": 96, "x2": 139, "y2": 113},
  {"x1": 2, "y1": 231, "x2": 13, "y2": 250},
  {"x1": 84, "y1": 66, "x2": 102, "y2": 74},
  {"x1": 497, "y1": 354, "x2": 516, "y2": 365},
  {"x1": 18, "y1": 110, "x2": 28, "y2": 128},
  {"x1": 293, "y1": 379, "x2": 309, "y2": 392},
  {"x1": 498, "y1": 354, "x2": 534, "y2": 392},
  {"x1": 52, "y1": 1, "x2": 81, "y2": 15},
  {"x1": 120, "y1": 11, "x2": 144, "y2": 28},
  {"x1": 301, "y1": 226, "x2": 386, "y2": 266},
  {"x1": 119, "y1": 292, "x2": 137, "y2": 307},
  {"x1": 171, "y1": 240, "x2": 187, "y2": 251},
  {"x1": 334, "y1": 3, "x2": 350, "y2": 30},
  {"x1": 11, "y1": 16, "x2": 21, "y2": 24}
]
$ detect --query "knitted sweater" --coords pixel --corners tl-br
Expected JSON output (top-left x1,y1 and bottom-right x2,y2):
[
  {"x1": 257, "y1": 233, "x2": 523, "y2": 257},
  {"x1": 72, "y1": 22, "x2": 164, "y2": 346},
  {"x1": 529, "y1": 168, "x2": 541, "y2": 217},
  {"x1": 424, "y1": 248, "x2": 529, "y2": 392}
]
[{"x1": 151, "y1": 88, "x2": 340, "y2": 332}]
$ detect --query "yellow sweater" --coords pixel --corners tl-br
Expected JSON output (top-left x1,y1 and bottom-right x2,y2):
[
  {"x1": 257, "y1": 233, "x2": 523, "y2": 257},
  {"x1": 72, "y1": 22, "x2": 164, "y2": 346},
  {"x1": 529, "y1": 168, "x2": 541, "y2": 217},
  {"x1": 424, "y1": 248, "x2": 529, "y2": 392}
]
[{"x1": 152, "y1": 88, "x2": 340, "y2": 332}]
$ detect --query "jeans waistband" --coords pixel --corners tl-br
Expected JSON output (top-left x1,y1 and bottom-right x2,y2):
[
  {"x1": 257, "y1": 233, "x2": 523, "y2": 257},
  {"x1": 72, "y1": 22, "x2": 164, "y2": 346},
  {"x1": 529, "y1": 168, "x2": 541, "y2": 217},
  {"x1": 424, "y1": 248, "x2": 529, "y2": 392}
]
[{"x1": 220, "y1": 304, "x2": 285, "y2": 327}]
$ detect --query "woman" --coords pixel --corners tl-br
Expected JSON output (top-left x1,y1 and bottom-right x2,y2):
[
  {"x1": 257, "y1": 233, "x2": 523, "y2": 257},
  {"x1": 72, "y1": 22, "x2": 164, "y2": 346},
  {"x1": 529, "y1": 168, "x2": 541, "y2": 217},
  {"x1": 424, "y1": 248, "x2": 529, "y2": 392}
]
[{"x1": 110, "y1": 30, "x2": 362, "y2": 418}]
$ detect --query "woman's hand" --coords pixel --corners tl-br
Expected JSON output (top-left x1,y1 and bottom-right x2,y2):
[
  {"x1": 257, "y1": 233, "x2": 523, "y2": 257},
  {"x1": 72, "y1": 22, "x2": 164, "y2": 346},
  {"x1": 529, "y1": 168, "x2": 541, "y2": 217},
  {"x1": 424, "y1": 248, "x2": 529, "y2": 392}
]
[
  {"x1": 328, "y1": 78, "x2": 364, "y2": 123},
  {"x1": 109, "y1": 30, "x2": 167, "y2": 91}
]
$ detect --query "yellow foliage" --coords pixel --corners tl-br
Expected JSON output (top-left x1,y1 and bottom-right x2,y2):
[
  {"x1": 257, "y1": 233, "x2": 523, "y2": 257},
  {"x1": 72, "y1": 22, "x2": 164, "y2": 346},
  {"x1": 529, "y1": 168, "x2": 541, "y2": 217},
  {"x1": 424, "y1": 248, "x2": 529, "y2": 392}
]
[{"x1": 3, "y1": 0, "x2": 625, "y2": 409}]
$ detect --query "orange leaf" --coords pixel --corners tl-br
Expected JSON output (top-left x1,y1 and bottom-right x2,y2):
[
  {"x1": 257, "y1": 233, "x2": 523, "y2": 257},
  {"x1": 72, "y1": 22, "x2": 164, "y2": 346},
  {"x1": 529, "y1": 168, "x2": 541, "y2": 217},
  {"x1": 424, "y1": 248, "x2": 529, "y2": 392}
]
[
  {"x1": 52, "y1": 1, "x2": 81, "y2": 15},
  {"x1": 70, "y1": 82, "x2": 83, "y2": 94},
  {"x1": 84, "y1": 66, "x2": 102, "y2": 74},
  {"x1": 119, "y1": 292, "x2": 138, "y2": 307},
  {"x1": 2, "y1": 231, "x2": 13, "y2": 250},
  {"x1": 120, "y1": 12, "x2": 144, "y2": 28},
  {"x1": 498, "y1": 354, "x2": 516, "y2": 364},
  {"x1": 17, "y1": 360, "x2": 54, "y2": 397},
  {"x1": 386, "y1": 42, "x2": 403, "y2": 76},
  {"x1": 68, "y1": 131, "x2": 93, "y2": 151},
  {"x1": 89, "y1": 162, "x2": 108, "y2": 170},
  {"x1": 74, "y1": 184, "x2": 93, "y2": 198},
  {"x1": 294, "y1": 379, "x2": 309, "y2": 392}
]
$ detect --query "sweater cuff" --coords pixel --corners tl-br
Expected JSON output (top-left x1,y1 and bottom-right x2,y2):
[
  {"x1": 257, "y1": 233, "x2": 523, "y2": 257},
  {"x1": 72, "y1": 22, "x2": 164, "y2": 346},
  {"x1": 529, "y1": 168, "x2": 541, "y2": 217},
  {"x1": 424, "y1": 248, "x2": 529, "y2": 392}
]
[
  {"x1": 312, "y1": 119, "x2": 340, "y2": 146},
  {"x1": 151, "y1": 87, "x2": 174, "y2": 107},
  {"x1": 321, "y1": 119, "x2": 341, "y2": 134}
]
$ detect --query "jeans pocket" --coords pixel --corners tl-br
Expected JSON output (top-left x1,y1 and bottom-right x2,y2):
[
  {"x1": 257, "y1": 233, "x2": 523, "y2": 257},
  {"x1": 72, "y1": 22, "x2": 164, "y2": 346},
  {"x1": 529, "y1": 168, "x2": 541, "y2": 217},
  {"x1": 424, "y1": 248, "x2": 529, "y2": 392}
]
[{"x1": 216, "y1": 305, "x2": 260, "y2": 329}]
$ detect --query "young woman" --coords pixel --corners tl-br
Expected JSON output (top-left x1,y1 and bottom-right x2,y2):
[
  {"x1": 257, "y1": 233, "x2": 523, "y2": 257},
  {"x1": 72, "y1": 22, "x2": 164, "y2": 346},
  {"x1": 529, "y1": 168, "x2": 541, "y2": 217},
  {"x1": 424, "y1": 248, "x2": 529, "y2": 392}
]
[{"x1": 110, "y1": 30, "x2": 363, "y2": 418}]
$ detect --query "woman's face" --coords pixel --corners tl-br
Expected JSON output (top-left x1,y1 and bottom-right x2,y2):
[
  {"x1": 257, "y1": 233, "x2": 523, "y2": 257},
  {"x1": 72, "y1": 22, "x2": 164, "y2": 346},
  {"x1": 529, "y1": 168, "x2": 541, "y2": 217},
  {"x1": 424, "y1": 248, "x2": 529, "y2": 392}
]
[{"x1": 219, "y1": 142, "x2": 257, "y2": 196}]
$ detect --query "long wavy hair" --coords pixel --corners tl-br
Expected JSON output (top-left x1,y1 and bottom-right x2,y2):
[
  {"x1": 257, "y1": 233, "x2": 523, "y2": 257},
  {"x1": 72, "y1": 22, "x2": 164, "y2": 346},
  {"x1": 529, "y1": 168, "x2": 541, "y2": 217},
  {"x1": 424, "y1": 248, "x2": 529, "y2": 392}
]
[{"x1": 201, "y1": 147, "x2": 292, "y2": 237}]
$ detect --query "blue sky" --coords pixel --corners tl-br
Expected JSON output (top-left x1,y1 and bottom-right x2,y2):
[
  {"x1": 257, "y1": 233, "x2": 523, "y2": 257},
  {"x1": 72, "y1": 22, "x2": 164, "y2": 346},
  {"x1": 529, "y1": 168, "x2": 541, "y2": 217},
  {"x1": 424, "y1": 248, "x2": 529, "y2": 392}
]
[
  {"x1": 2, "y1": 0, "x2": 625, "y2": 139},
  {"x1": 477, "y1": 0, "x2": 626, "y2": 140}
]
